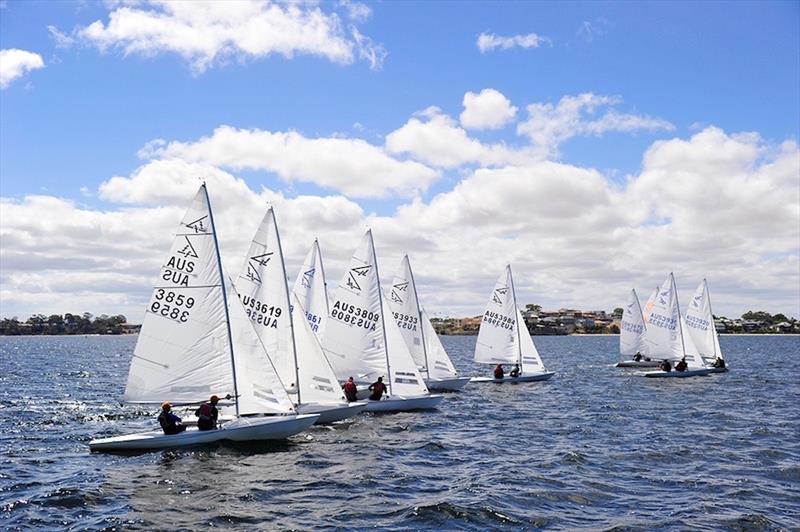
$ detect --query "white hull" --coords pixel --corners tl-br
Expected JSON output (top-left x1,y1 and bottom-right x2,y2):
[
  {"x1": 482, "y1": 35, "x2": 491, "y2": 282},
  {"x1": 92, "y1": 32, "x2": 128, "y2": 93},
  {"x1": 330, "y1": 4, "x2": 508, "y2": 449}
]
[
  {"x1": 643, "y1": 368, "x2": 712, "y2": 378},
  {"x1": 296, "y1": 401, "x2": 368, "y2": 423},
  {"x1": 89, "y1": 414, "x2": 319, "y2": 452},
  {"x1": 364, "y1": 394, "x2": 444, "y2": 412},
  {"x1": 424, "y1": 376, "x2": 471, "y2": 391},
  {"x1": 707, "y1": 367, "x2": 729, "y2": 374},
  {"x1": 470, "y1": 371, "x2": 555, "y2": 384},
  {"x1": 615, "y1": 360, "x2": 661, "y2": 368}
]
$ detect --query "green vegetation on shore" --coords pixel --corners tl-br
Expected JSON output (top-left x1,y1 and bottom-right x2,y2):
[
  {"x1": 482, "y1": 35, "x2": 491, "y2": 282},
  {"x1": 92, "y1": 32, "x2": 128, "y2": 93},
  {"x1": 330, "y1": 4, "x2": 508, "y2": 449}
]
[{"x1": 0, "y1": 314, "x2": 139, "y2": 336}]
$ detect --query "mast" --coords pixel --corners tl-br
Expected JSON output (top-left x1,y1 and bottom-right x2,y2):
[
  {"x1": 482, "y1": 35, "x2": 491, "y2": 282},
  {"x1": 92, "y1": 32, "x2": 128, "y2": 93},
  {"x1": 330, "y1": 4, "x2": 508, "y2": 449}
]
[
  {"x1": 704, "y1": 279, "x2": 719, "y2": 359},
  {"x1": 203, "y1": 183, "x2": 239, "y2": 416},
  {"x1": 271, "y1": 207, "x2": 302, "y2": 405},
  {"x1": 369, "y1": 230, "x2": 393, "y2": 395},
  {"x1": 315, "y1": 239, "x2": 331, "y2": 315},
  {"x1": 672, "y1": 273, "x2": 687, "y2": 361},
  {"x1": 508, "y1": 264, "x2": 524, "y2": 371},
  {"x1": 406, "y1": 255, "x2": 430, "y2": 379}
]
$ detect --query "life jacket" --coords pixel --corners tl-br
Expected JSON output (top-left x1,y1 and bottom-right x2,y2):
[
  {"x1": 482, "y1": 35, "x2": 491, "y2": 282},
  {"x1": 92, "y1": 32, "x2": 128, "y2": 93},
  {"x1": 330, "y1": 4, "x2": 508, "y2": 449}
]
[
  {"x1": 494, "y1": 367, "x2": 504, "y2": 379},
  {"x1": 196, "y1": 403, "x2": 213, "y2": 421},
  {"x1": 344, "y1": 381, "x2": 357, "y2": 394}
]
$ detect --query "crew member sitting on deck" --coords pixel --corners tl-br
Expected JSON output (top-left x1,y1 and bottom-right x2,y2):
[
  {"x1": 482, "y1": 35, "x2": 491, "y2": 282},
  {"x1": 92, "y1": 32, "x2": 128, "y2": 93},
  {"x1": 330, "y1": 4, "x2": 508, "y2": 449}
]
[
  {"x1": 158, "y1": 402, "x2": 186, "y2": 435},
  {"x1": 368, "y1": 377, "x2": 387, "y2": 401},
  {"x1": 493, "y1": 364, "x2": 504, "y2": 379},
  {"x1": 343, "y1": 377, "x2": 358, "y2": 402},
  {"x1": 713, "y1": 357, "x2": 726, "y2": 369},
  {"x1": 195, "y1": 395, "x2": 220, "y2": 431},
  {"x1": 509, "y1": 364, "x2": 520, "y2": 378},
  {"x1": 658, "y1": 359, "x2": 672, "y2": 372},
  {"x1": 675, "y1": 357, "x2": 688, "y2": 372},
  {"x1": 633, "y1": 352, "x2": 643, "y2": 362}
]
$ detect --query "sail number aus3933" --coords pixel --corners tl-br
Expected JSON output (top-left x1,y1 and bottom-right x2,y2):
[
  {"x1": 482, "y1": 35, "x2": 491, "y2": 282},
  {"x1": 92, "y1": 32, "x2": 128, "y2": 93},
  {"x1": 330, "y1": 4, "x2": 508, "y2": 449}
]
[{"x1": 393, "y1": 312, "x2": 418, "y2": 331}]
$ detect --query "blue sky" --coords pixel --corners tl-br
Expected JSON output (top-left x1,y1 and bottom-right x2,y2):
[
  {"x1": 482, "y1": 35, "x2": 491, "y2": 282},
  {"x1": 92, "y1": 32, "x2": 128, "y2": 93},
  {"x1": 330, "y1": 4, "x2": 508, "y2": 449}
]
[{"x1": 1, "y1": 0, "x2": 798, "y2": 320}]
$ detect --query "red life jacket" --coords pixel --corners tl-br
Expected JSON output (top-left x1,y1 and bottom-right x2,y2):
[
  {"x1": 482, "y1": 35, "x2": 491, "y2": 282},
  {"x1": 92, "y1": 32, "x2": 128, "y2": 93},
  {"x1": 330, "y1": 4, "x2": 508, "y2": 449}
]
[{"x1": 344, "y1": 381, "x2": 357, "y2": 394}]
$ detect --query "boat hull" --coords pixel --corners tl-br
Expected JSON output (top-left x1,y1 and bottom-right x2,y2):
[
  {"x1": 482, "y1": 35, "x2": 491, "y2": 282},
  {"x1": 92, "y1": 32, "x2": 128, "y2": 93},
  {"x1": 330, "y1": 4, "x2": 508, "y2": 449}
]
[
  {"x1": 424, "y1": 376, "x2": 471, "y2": 391},
  {"x1": 615, "y1": 360, "x2": 661, "y2": 368},
  {"x1": 470, "y1": 371, "x2": 555, "y2": 384},
  {"x1": 706, "y1": 367, "x2": 729, "y2": 374},
  {"x1": 643, "y1": 368, "x2": 712, "y2": 378},
  {"x1": 296, "y1": 401, "x2": 368, "y2": 423},
  {"x1": 364, "y1": 394, "x2": 444, "y2": 412},
  {"x1": 89, "y1": 414, "x2": 319, "y2": 452}
]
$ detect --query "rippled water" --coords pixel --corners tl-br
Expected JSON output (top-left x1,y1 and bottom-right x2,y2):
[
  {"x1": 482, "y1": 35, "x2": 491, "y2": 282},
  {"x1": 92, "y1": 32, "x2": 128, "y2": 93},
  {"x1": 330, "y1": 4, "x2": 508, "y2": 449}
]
[{"x1": 1, "y1": 334, "x2": 798, "y2": 530}]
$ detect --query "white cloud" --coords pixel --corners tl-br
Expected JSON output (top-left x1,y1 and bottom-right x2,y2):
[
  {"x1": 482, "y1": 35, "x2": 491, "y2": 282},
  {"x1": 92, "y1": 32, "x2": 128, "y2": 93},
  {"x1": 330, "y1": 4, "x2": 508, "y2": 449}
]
[
  {"x1": 517, "y1": 93, "x2": 675, "y2": 158},
  {"x1": 62, "y1": 0, "x2": 384, "y2": 73},
  {"x1": 139, "y1": 126, "x2": 438, "y2": 198},
  {"x1": 577, "y1": 18, "x2": 611, "y2": 43},
  {"x1": 460, "y1": 88, "x2": 518, "y2": 130},
  {"x1": 0, "y1": 48, "x2": 45, "y2": 89},
  {"x1": 477, "y1": 32, "x2": 551, "y2": 53}
]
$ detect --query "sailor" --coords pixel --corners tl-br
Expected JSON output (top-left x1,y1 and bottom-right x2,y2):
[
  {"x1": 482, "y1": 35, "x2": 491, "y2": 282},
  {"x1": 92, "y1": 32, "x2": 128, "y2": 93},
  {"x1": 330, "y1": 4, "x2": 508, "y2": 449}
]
[
  {"x1": 509, "y1": 364, "x2": 520, "y2": 378},
  {"x1": 713, "y1": 357, "x2": 726, "y2": 369},
  {"x1": 368, "y1": 376, "x2": 387, "y2": 401},
  {"x1": 658, "y1": 359, "x2": 672, "y2": 372},
  {"x1": 195, "y1": 395, "x2": 220, "y2": 431},
  {"x1": 675, "y1": 357, "x2": 688, "y2": 372},
  {"x1": 158, "y1": 402, "x2": 186, "y2": 435},
  {"x1": 493, "y1": 364, "x2": 505, "y2": 379},
  {"x1": 343, "y1": 377, "x2": 358, "y2": 402},
  {"x1": 633, "y1": 352, "x2": 643, "y2": 362}
]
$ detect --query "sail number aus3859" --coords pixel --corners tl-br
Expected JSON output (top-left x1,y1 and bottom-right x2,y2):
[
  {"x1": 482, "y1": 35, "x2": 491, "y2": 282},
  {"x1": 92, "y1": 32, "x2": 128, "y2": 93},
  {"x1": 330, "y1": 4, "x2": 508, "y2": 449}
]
[{"x1": 149, "y1": 289, "x2": 195, "y2": 323}]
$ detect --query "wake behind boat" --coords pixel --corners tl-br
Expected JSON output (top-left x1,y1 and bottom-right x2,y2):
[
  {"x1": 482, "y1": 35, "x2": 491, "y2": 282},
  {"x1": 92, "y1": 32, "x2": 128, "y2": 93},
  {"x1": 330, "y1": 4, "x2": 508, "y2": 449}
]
[
  {"x1": 472, "y1": 265, "x2": 554, "y2": 384},
  {"x1": 89, "y1": 185, "x2": 318, "y2": 452}
]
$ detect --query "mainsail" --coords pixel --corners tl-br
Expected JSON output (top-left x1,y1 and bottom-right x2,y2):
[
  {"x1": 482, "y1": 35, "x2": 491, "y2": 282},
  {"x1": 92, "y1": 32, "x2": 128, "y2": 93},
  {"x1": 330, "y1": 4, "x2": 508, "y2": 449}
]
[
  {"x1": 124, "y1": 185, "x2": 235, "y2": 404},
  {"x1": 293, "y1": 239, "x2": 330, "y2": 339},
  {"x1": 474, "y1": 265, "x2": 520, "y2": 366},
  {"x1": 684, "y1": 279, "x2": 722, "y2": 361},
  {"x1": 641, "y1": 286, "x2": 659, "y2": 322},
  {"x1": 620, "y1": 289, "x2": 648, "y2": 357},
  {"x1": 642, "y1": 274, "x2": 684, "y2": 361}
]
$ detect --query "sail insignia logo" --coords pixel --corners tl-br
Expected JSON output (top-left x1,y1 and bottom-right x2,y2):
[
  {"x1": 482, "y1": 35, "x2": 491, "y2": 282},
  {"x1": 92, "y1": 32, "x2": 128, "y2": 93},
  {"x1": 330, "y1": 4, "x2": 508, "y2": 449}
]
[
  {"x1": 692, "y1": 294, "x2": 703, "y2": 308},
  {"x1": 301, "y1": 267, "x2": 316, "y2": 289},
  {"x1": 658, "y1": 289, "x2": 670, "y2": 305},
  {"x1": 177, "y1": 236, "x2": 199, "y2": 259},
  {"x1": 185, "y1": 216, "x2": 209, "y2": 233},
  {"x1": 391, "y1": 281, "x2": 408, "y2": 304},
  {"x1": 346, "y1": 265, "x2": 371, "y2": 292},
  {"x1": 245, "y1": 252, "x2": 273, "y2": 284},
  {"x1": 493, "y1": 286, "x2": 508, "y2": 305}
]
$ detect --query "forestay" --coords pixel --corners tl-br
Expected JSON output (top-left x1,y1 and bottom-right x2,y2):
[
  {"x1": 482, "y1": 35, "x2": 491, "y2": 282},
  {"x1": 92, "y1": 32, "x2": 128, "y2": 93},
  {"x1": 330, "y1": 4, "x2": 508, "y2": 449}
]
[
  {"x1": 125, "y1": 186, "x2": 235, "y2": 404},
  {"x1": 474, "y1": 265, "x2": 519, "y2": 365},
  {"x1": 234, "y1": 207, "x2": 298, "y2": 394},
  {"x1": 323, "y1": 230, "x2": 387, "y2": 383},
  {"x1": 685, "y1": 279, "x2": 722, "y2": 361},
  {"x1": 293, "y1": 239, "x2": 329, "y2": 339},
  {"x1": 620, "y1": 289, "x2": 648, "y2": 357},
  {"x1": 228, "y1": 283, "x2": 297, "y2": 415}
]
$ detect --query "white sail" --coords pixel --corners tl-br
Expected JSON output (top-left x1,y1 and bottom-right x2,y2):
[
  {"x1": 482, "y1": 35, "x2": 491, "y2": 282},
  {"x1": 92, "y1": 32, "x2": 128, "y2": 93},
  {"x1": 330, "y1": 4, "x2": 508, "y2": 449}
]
[
  {"x1": 421, "y1": 307, "x2": 459, "y2": 379},
  {"x1": 641, "y1": 286, "x2": 659, "y2": 322},
  {"x1": 679, "y1": 314, "x2": 706, "y2": 369},
  {"x1": 323, "y1": 230, "x2": 387, "y2": 383},
  {"x1": 382, "y1": 298, "x2": 430, "y2": 395},
  {"x1": 685, "y1": 279, "x2": 722, "y2": 361},
  {"x1": 291, "y1": 293, "x2": 347, "y2": 403},
  {"x1": 620, "y1": 289, "x2": 648, "y2": 357},
  {"x1": 387, "y1": 255, "x2": 426, "y2": 370},
  {"x1": 518, "y1": 309, "x2": 546, "y2": 373},
  {"x1": 292, "y1": 239, "x2": 329, "y2": 339},
  {"x1": 643, "y1": 273, "x2": 684, "y2": 361},
  {"x1": 228, "y1": 283, "x2": 297, "y2": 415},
  {"x1": 474, "y1": 265, "x2": 519, "y2": 365},
  {"x1": 125, "y1": 186, "x2": 235, "y2": 404},
  {"x1": 234, "y1": 207, "x2": 298, "y2": 395}
]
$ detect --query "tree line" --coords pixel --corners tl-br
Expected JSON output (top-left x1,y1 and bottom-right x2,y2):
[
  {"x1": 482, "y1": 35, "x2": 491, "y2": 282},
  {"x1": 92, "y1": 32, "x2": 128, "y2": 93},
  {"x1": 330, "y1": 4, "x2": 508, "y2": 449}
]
[{"x1": 0, "y1": 313, "x2": 131, "y2": 335}]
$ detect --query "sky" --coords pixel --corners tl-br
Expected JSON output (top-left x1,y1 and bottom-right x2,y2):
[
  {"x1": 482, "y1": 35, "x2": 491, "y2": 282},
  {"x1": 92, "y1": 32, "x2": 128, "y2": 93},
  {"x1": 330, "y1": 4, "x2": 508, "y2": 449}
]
[{"x1": 1, "y1": 0, "x2": 798, "y2": 322}]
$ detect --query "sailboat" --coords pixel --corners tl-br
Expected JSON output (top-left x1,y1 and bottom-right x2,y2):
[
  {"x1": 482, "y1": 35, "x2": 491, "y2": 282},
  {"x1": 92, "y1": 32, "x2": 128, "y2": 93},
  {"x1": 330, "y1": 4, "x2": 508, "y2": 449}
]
[
  {"x1": 387, "y1": 255, "x2": 470, "y2": 391},
  {"x1": 292, "y1": 239, "x2": 330, "y2": 340},
  {"x1": 685, "y1": 279, "x2": 728, "y2": 373},
  {"x1": 89, "y1": 185, "x2": 318, "y2": 451},
  {"x1": 615, "y1": 289, "x2": 659, "y2": 368},
  {"x1": 234, "y1": 207, "x2": 367, "y2": 423},
  {"x1": 471, "y1": 265, "x2": 555, "y2": 383},
  {"x1": 643, "y1": 273, "x2": 711, "y2": 378},
  {"x1": 322, "y1": 230, "x2": 444, "y2": 412}
]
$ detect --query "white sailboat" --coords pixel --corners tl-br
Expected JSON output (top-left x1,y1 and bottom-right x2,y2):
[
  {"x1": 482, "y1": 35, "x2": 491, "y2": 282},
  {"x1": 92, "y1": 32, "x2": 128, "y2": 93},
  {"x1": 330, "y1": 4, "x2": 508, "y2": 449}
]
[
  {"x1": 322, "y1": 230, "x2": 444, "y2": 412},
  {"x1": 292, "y1": 239, "x2": 330, "y2": 340},
  {"x1": 643, "y1": 273, "x2": 711, "y2": 378},
  {"x1": 234, "y1": 207, "x2": 367, "y2": 423},
  {"x1": 387, "y1": 255, "x2": 470, "y2": 391},
  {"x1": 471, "y1": 265, "x2": 555, "y2": 383},
  {"x1": 90, "y1": 185, "x2": 318, "y2": 451},
  {"x1": 685, "y1": 279, "x2": 727, "y2": 373},
  {"x1": 615, "y1": 289, "x2": 659, "y2": 368}
]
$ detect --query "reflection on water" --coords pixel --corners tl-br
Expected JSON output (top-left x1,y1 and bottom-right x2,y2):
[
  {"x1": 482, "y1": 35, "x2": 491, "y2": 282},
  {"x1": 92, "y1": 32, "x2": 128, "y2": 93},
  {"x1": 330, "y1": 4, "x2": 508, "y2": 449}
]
[{"x1": 1, "y1": 334, "x2": 798, "y2": 529}]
